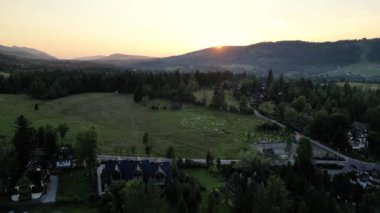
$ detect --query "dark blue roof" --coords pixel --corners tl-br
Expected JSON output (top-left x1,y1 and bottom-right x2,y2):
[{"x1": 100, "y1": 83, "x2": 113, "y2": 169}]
[{"x1": 101, "y1": 159, "x2": 171, "y2": 185}]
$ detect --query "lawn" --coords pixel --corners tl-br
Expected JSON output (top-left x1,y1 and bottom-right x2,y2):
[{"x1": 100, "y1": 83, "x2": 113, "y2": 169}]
[
  {"x1": 193, "y1": 89, "x2": 239, "y2": 107},
  {"x1": 57, "y1": 168, "x2": 94, "y2": 202},
  {"x1": 0, "y1": 93, "x2": 288, "y2": 158},
  {"x1": 185, "y1": 168, "x2": 230, "y2": 213}
]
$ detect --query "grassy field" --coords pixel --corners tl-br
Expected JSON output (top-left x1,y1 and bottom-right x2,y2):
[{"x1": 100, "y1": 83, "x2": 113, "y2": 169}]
[
  {"x1": 336, "y1": 82, "x2": 380, "y2": 90},
  {"x1": 0, "y1": 93, "x2": 286, "y2": 158},
  {"x1": 193, "y1": 89, "x2": 239, "y2": 107},
  {"x1": 185, "y1": 168, "x2": 230, "y2": 213},
  {"x1": 57, "y1": 168, "x2": 94, "y2": 202}
]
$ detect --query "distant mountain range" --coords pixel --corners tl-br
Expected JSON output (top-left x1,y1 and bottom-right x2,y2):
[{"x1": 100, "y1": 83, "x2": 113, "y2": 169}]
[
  {"x1": 135, "y1": 39, "x2": 380, "y2": 77},
  {"x1": 73, "y1": 53, "x2": 156, "y2": 67},
  {"x1": 73, "y1": 53, "x2": 154, "y2": 61},
  {"x1": 1, "y1": 38, "x2": 380, "y2": 78}
]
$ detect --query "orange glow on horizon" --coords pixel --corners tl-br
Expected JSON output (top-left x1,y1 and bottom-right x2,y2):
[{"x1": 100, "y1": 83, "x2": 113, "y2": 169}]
[{"x1": 0, "y1": 0, "x2": 379, "y2": 59}]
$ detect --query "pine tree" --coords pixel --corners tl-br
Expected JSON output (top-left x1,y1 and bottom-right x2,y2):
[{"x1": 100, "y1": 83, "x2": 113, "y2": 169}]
[{"x1": 12, "y1": 115, "x2": 34, "y2": 167}]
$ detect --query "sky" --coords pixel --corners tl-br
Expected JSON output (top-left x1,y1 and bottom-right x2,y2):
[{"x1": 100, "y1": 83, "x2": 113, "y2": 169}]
[{"x1": 0, "y1": 0, "x2": 380, "y2": 59}]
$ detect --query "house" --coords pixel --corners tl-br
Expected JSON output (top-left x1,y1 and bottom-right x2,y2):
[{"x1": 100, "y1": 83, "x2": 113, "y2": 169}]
[
  {"x1": 347, "y1": 122, "x2": 369, "y2": 151},
  {"x1": 369, "y1": 170, "x2": 380, "y2": 188},
  {"x1": 10, "y1": 161, "x2": 49, "y2": 202},
  {"x1": 97, "y1": 159, "x2": 171, "y2": 195},
  {"x1": 357, "y1": 172, "x2": 371, "y2": 189},
  {"x1": 54, "y1": 144, "x2": 75, "y2": 169}
]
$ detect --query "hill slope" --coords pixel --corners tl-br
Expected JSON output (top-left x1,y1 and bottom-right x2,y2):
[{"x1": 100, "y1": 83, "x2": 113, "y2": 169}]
[
  {"x1": 0, "y1": 45, "x2": 56, "y2": 60},
  {"x1": 135, "y1": 39, "x2": 380, "y2": 77}
]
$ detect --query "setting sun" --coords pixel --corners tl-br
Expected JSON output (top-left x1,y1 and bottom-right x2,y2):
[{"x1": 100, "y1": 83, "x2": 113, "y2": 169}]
[{"x1": 0, "y1": 0, "x2": 380, "y2": 59}]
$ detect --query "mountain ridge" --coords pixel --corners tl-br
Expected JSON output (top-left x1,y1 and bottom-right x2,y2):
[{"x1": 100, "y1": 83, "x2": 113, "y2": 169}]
[{"x1": 0, "y1": 45, "x2": 56, "y2": 60}]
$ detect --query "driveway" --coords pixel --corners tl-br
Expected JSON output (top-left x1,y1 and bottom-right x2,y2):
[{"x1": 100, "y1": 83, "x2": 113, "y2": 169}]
[{"x1": 40, "y1": 175, "x2": 58, "y2": 203}]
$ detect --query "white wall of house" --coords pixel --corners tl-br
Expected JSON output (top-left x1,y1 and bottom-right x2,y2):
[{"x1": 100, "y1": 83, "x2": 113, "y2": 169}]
[
  {"x1": 32, "y1": 192, "x2": 43, "y2": 199},
  {"x1": 56, "y1": 160, "x2": 71, "y2": 168},
  {"x1": 97, "y1": 164, "x2": 106, "y2": 196},
  {"x1": 11, "y1": 194, "x2": 20, "y2": 202}
]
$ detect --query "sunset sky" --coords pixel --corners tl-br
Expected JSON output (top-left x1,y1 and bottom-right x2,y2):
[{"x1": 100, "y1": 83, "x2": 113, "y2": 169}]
[{"x1": 1, "y1": 0, "x2": 379, "y2": 59}]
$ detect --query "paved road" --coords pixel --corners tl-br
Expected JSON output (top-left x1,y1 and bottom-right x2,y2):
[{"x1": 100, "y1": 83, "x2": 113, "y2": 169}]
[
  {"x1": 40, "y1": 175, "x2": 58, "y2": 203},
  {"x1": 97, "y1": 155, "x2": 238, "y2": 165},
  {"x1": 253, "y1": 109, "x2": 380, "y2": 172}
]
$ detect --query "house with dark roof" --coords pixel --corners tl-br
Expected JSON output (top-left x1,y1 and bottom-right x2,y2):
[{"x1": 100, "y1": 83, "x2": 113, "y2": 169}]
[
  {"x1": 97, "y1": 158, "x2": 171, "y2": 195},
  {"x1": 369, "y1": 170, "x2": 380, "y2": 188},
  {"x1": 347, "y1": 121, "x2": 369, "y2": 151},
  {"x1": 54, "y1": 144, "x2": 75, "y2": 169},
  {"x1": 10, "y1": 160, "x2": 49, "y2": 202}
]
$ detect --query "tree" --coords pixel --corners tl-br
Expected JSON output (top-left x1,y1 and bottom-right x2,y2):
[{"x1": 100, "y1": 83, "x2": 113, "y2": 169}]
[
  {"x1": 122, "y1": 180, "x2": 169, "y2": 213},
  {"x1": 292, "y1": 96, "x2": 308, "y2": 113},
  {"x1": 102, "y1": 180, "x2": 169, "y2": 213},
  {"x1": 76, "y1": 127, "x2": 98, "y2": 178},
  {"x1": 329, "y1": 113, "x2": 350, "y2": 151},
  {"x1": 266, "y1": 69, "x2": 274, "y2": 88},
  {"x1": 369, "y1": 106, "x2": 380, "y2": 134},
  {"x1": 239, "y1": 95, "x2": 249, "y2": 111},
  {"x1": 210, "y1": 86, "x2": 225, "y2": 110},
  {"x1": 177, "y1": 195, "x2": 190, "y2": 213},
  {"x1": 29, "y1": 78, "x2": 47, "y2": 98},
  {"x1": 296, "y1": 137, "x2": 313, "y2": 171},
  {"x1": 166, "y1": 146, "x2": 175, "y2": 159},
  {"x1": 42, "y1": 125, "x2": 58, "y2": 161},
  {"x1": 368, "y1": 131, "x2": 380, "y2": 158},
  {"x1": 258, "y1": 101, "x2": 276, "y2": 116},
  {"x1": 216, "y1": 158, "x2": 221, "y2": 171},
  {"x1": 186, "y1": 76, "x2": 200, "y2": 92},
  {"x1": 34, "y1": 103, "x2": 39, "y2": 111},
  {"x1": 206, "y1": 151, "x2": 214, "y2": 168},
  {"x1": 266, "y1": 175, "x2": 290, "y2": 213},
  {"x1": 310, "y1": 110, "x2": 329, "y2": 141},
  {"x1": 265, "y1": 69, "x2": 274, "y2": 99},
  {"x1": 206, "y1": 189, "x2": 221, "y2": 213},
  {"x1": 133, "y1": 85, "x2": 144, "y2": 103},
  {"x1": 358, "y1": 189, "x2": 380, "y2": 213},
  {"x1": 142, "y1": 132, "x2": 152, "y2": 157},
  {"x1": 12, "y1": 115, "x2": 34, "y2": 167},
  {"x1": 56, "y1": 123, "x2": 69, "y2": 140}
]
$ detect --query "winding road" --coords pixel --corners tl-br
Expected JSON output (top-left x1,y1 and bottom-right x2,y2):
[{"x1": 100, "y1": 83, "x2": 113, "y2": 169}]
[{"x1": 253, "y1": 109, "x2": 380, "y2": 172}]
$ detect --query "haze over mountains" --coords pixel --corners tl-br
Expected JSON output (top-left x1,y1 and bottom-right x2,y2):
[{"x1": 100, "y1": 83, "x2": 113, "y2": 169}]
[{"x1": 1, "y1": 38, "x2": 380, "y2": 78}]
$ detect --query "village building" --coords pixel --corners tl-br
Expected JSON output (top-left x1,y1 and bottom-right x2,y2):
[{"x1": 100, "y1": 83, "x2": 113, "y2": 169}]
[
  {"x1": 369, "y1": 170, "x2": 380, "y2": 188},
  {"x1": 9, "y1": 160, "x2": 49, "y2": 202},
  {"x1": 54, "y1": 144, "x2": 75, "y2": 169},
  {"x1": 97, "y1": 158, "x2": 171, "y2": 195},
  {"x1": 347, "y1": 121, "x2": 369, "y2": 151}
]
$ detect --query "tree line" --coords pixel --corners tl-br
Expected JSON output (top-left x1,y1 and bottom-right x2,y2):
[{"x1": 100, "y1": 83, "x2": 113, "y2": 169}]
[{"x1": 241, "y1": 70, "x2": 380, "y2": 158}]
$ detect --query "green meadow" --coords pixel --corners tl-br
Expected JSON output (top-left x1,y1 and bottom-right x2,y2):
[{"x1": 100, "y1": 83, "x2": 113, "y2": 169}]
[{"x1": 0, "y1": 93, "x2": 286, "y2": 158}]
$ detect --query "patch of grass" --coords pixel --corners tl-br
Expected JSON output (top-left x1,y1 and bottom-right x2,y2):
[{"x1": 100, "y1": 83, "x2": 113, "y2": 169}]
[
  {"x1": 0, "y1": 93, "x2": 289, "y2": 158},
  {"x1": 57, "y1": 168, "x2": 94, "y2": 202},
  {"x1": 193, "y1": 89, "x2": 239, "y2": 107},
  {"x1": 185, "y1": 168, "x2": 230, "y2": 213}
]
